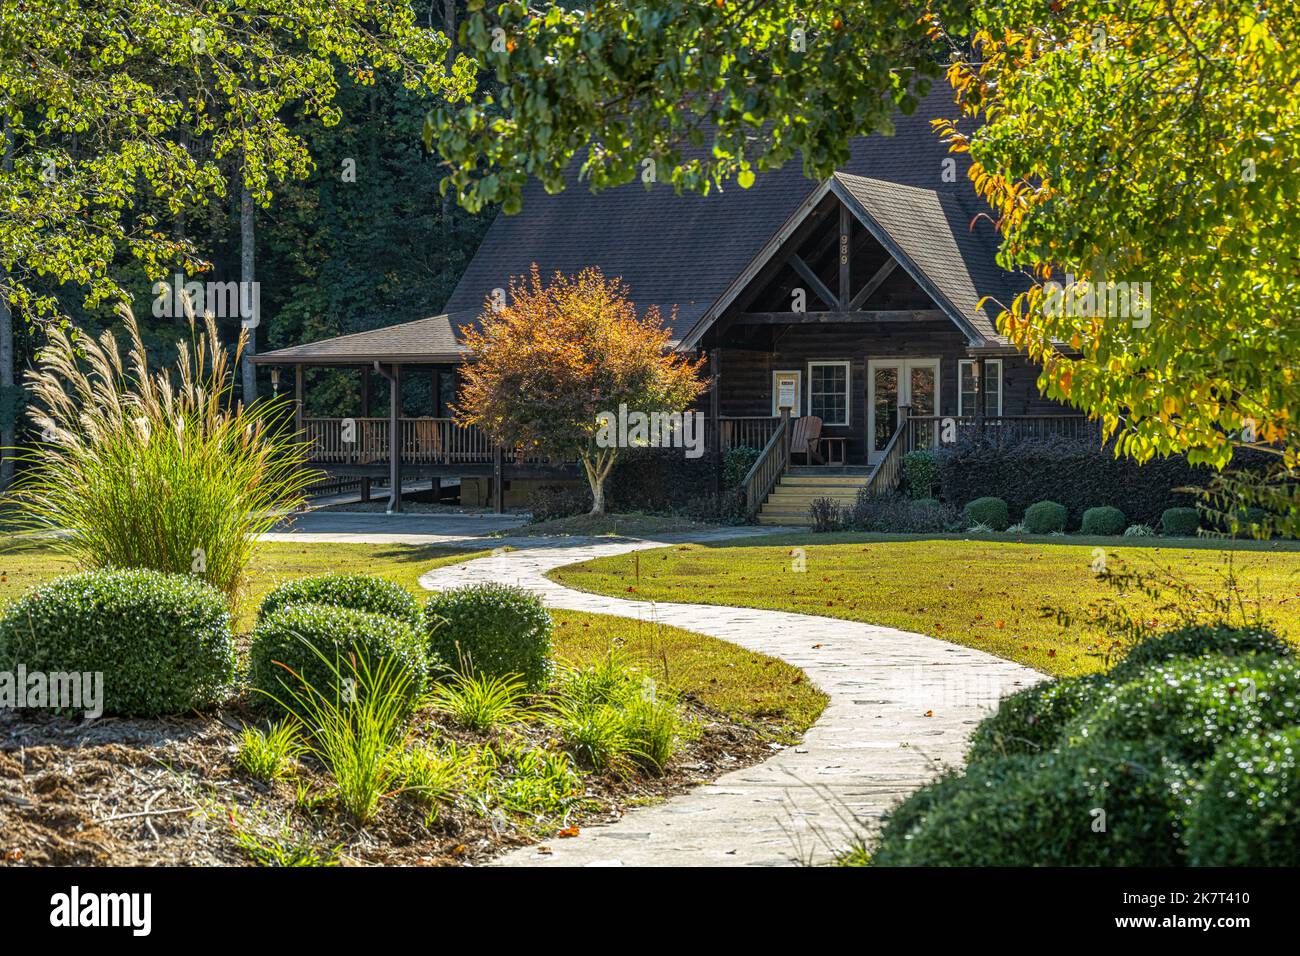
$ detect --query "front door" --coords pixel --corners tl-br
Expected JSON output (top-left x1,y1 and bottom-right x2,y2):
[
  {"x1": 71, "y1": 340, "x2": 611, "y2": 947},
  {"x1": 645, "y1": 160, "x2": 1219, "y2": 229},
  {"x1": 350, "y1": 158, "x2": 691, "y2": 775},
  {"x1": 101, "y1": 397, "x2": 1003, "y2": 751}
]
[{"x1": 866, "y1": 358, "x2": 940, "y2": 465}]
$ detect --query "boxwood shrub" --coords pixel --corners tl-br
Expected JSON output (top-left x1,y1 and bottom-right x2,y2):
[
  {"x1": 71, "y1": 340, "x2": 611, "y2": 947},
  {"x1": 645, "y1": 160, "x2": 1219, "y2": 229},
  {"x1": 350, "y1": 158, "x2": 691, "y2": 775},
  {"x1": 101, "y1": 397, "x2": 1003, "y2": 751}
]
[
  {"x1": 1080, "y1": 505, "x2": 1126, "y2": 536},
  {"x1": 966, "y1": 673, "x2": 1110, "y2": 764},
  {"x1": 0, "y1": 568, "x2": 235, "y2": 717},
  {"x1": 963, "y1": 496, "x2": 1009, "y2": 531},
  {"x1": 1066, "y1": 657, "x2": 1295, "y2": 763},
  {"x1": 873, "y1": 739, "x2": 1191, "y2": 867},
  {"x1": 423, "y1": 583, "x2": 552, "y2": 689},
  {"x1": 1108, "y1": 622, "x2": 1292, "y2": 683},
  {"x1": 249, "y1": 603, "x2": 430, "y2": 717},
  {"x1": 1184, "y1": 727, "x2": 1300, "y2": 866},
  {"x1": 257, "y1": 573, "x2": 420, "y2": 626},
  {"x1": 1023, "y1": 500, "x2": 1068, "y2": 535},
  {"x1": 1161, "y1": 506, "x2": 1200, "y2": 536}
]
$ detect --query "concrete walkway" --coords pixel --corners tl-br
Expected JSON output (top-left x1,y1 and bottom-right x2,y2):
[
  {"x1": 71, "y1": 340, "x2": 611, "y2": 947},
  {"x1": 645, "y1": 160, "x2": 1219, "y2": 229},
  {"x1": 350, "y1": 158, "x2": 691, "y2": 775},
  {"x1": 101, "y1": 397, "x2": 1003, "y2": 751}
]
[
  {"x1": 261, "y1": 510, "x2": 528, "y2": 544},
  {"x1": 418, "y1": 532, "x2": 1043, "y2": 867}
]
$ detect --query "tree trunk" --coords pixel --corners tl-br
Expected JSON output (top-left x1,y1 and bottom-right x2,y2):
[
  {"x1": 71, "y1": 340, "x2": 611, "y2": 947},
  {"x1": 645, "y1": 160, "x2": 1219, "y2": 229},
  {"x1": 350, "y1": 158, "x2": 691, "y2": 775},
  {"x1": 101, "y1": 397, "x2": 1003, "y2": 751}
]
[
  {"x1": 0, "y1": 118, "x2": 15, "y2": 490},
  {"x1": 582, "y1": 447, "x2": 615, "y2": 516},
  {"x1": 239, "y1": 166, "x2": 256, "y2": 404}
]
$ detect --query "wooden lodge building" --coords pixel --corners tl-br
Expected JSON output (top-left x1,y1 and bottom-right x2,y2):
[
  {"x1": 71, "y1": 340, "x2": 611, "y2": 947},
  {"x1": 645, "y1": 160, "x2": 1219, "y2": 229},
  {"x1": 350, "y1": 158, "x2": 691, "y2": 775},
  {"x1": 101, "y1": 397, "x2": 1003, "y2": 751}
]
[{"x1": 253, "y1": 84, "x2": 1089, "y2": 522}]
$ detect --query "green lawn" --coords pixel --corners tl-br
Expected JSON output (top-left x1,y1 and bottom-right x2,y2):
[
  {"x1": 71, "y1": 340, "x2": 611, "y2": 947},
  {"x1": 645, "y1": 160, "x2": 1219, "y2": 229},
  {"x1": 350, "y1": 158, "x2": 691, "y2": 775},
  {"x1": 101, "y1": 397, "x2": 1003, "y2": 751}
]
[
  {"x1": 0, "y1": 537, "x2": 824, "y2": 739},
  {"x1": 548, "y1": 533, "x2": 1300, "y2": 677}
]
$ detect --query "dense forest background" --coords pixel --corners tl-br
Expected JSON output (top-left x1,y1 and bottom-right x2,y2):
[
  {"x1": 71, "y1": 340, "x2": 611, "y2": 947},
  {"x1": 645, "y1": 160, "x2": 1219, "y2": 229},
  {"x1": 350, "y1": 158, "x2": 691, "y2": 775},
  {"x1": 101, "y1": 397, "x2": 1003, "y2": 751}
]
[{"x1": 4, "y1": 1, "x2": 492, "y2": 441}]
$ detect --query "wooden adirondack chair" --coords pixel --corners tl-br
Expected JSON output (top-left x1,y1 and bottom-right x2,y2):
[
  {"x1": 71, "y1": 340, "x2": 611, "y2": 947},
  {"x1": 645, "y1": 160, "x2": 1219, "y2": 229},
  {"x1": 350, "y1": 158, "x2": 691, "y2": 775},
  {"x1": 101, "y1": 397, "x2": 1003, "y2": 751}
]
[{"x1": 790, "y1": 416, "x2": 825, "y2": 465}]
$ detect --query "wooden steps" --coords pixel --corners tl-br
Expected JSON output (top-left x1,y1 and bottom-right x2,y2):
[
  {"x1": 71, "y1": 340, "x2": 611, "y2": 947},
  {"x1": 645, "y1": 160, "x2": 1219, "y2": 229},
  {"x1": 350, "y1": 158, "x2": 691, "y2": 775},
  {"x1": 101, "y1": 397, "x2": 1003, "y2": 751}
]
[{"x1": 757, "y1": 469, "x2": 873, "y2": 525}]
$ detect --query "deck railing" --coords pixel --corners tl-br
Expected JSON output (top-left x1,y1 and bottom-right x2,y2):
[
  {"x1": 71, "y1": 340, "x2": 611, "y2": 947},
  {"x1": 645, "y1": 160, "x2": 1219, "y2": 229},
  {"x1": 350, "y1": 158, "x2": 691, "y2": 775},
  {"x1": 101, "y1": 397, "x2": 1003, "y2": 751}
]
[
  {"x1": 741, "y1": 416, "x2": 791, "y2": 519},
  {"x1": 305, "y1": 417, "x2": 495, "y2": 465},
  {"x1": 905, "y1": 414, "x2": 1099, "y2": 450},
  {"x1": 717, "y1": 415, "x2": 781, "y2": 452}
]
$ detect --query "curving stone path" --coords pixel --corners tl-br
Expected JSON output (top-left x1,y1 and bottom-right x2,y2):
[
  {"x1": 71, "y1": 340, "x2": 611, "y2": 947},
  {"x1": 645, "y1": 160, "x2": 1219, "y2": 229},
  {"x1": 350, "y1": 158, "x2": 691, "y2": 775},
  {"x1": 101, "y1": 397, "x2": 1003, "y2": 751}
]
[{"x1": 419, "y1": 531, "x2": 1043, "y2": 867}]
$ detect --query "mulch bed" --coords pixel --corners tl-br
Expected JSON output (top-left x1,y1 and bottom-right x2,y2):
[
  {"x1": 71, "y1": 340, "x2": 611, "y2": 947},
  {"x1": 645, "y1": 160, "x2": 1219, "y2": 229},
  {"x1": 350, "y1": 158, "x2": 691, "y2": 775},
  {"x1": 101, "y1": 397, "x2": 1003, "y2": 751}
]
[{"x1": 0, "y1": 696, "x2": 777, "y2": 867}]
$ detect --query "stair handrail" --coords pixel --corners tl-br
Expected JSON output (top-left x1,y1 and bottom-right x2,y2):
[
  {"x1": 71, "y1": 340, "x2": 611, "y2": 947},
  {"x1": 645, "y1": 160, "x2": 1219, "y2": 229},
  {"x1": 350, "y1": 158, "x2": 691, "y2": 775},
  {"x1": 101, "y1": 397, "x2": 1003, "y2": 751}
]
[
  {"x1": 741, "y1": 410, "x2": 791, "y2": 519},
  {"x1": 863, "y1": 410, "x2": 909, "y2": 498}
]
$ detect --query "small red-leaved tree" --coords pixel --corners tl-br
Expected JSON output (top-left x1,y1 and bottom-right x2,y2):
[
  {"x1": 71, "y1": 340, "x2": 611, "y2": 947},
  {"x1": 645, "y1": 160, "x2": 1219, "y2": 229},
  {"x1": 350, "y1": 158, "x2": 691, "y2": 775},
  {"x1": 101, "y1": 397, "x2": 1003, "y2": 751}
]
[{"x1": 458, "y1": 265, "x2": 707, "y2": 515}]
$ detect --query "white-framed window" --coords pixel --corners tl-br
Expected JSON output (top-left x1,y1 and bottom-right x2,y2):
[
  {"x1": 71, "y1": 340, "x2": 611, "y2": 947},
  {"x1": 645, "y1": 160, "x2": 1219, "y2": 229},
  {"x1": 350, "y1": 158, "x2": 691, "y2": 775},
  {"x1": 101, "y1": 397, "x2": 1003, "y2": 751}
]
[
  {"x1": 771, "y1": 370, "x2": 802, "y2": 416},
  {"x1": 807, "y1": 360, "x2": 850, "y2": 426},
  {"x1": 959, "y1": 359, "x2": 1003, "y2": 417}
]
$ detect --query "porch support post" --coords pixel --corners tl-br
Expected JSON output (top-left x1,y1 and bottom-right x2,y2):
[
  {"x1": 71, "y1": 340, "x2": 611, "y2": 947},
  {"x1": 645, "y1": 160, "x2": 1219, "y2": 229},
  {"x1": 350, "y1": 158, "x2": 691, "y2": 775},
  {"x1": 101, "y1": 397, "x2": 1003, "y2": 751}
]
[
  {"x1": 375, "y1": 361, "x2": 402, "y2": 514},
  {"x1": 293, "y1": 364, "x2": 303, "y2": 435},
  {"x1": 492, "y1": 444, "x2": 504, "y2": 513},
  {"x1": 709, "y1": 346, "x2": 722, "y2": 490},
  {"x1": 360, "y1": 365, "x2": 371, "y2": 502}
]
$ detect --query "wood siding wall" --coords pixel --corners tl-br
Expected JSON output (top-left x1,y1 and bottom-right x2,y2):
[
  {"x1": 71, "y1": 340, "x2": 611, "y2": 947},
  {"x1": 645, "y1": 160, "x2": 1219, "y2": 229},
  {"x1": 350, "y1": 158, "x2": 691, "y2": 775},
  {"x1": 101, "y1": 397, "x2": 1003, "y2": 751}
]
[{"x1": 710, "y1": 325, "x2": 1078, "y2": 463}]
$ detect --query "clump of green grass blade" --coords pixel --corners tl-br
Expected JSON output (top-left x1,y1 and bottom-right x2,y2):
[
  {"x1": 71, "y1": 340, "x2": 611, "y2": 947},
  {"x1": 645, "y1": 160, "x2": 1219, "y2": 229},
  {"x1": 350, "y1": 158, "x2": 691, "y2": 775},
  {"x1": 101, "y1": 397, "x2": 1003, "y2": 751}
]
[
  {"x1": 228, "y1": 805, "x2": 340, "y2": 867},
  {"x1": 236, "y1": 718, "x2": 306, "y2": 782},
  {"x1": 486, "y1": 740, "x2": 586, "y2": 819},
  {"x1": 262, "y1": 640, "x2": 414, "y2": 825},
  {"x1": 395, "y1": 740, "x2": 490, "y2": 820},
  {"x1": 6, "y1": 303, "x2": 317, "y2": 606},
  {"x1": 547, "y1": 655, "x2": 696, "y2": 775},
  {"x1": 427, "y1": 672, "x2": 533, "y2": 732}
]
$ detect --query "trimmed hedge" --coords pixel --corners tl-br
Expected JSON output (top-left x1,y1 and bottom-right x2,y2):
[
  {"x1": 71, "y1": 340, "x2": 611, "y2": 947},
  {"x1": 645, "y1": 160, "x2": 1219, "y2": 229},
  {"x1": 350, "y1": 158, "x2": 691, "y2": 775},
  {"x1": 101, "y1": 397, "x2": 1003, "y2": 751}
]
[
  {"x1": 1184, "y1": 728, "x2": 1300, "y2": 866},
  {"x1": 1080, "y1": 505, "x2": 1126, "y2": 536},
  {"x1": 866, "y1": 621, "x2": 1300, "y2": 867},
  {"x1": 966, "y1": 673, "x2": 1109, "y2": 764},
  {"x1": 1023, "y1": 500, "x2": 1067, "y2": 534},
  {"x1": 1066, "y1": 657, "x2": 1297, "y2": 763},
  {"x1": 873, "y1": 739, "x2": 1191, "y2": 867},
  {"x1": 963, "y1": 496, "x2": 1009, "y2": 530},
  {"x1": 936, "y1": 436, "x2": 1212, "y2": 527},
  {"x1": 845, "y1": 491, "x2": 960, "y2": 533},
  {"x1": 249, "y1": 603, "x2": 430, "y2": 717},
  {"x1": 258, "y1": 573, "x2": 420, "y2": 626},
  {"x1": 0, "y1": 569, "x2": 235, "y2": 717},
  {"x1": 607, "y1": 447, "x2": 720, "y2": 513},
  {"x1": 1109, "y1": 622, "x2": 1292, "y2": 683},
  {"x1": 423, "y1": 583, "x2": 552, "y2": 689},
  {"x1": 1161, "y1": 506, "x2": 1200, "y2": 536}
]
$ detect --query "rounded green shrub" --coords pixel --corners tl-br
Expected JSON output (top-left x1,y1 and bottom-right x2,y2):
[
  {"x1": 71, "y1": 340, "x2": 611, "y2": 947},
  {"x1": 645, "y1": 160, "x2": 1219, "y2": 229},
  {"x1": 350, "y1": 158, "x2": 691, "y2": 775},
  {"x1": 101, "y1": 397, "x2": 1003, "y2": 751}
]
[
  {"x1": 873, "y1": 739, "x2": 1191, "y2": 866},
  {"x1": 967, "y1": 674, "x2": 1110, "y2": 764},
  {"x1": 963, "y1": 496, "x2": 1009, "y2": 531},
  {"x1": 249, "y1": 603, "x2": 430, "y2": 717},
  {"x1": 423, "y1": 583, "x2": 552, "y2": 689},
  {"x1": 1161, "y1": 506, "x2": 1200, "y2": 536},
  {"x1": 1023, "y1": 500, "x2": 1068, "y2": 535},
  {"x1": 1109, "y1": 622, "x2": 1293, "y2": 683},
  {"x1": 258, "y1": 573, "x2": 419, "y2": 626},
  {"x1": 1067, "y1": 657, "x2": 1297, "y2": 763},
  {"x1": 1080, "y1": 505, "x2": 1126, "y2": 536},
  {"x1": 1184, "y1": 727, "x2": 1300, "y2": 866},
  {"x1": 0, "y1": 568, "x2": 235, "y2": 717}
]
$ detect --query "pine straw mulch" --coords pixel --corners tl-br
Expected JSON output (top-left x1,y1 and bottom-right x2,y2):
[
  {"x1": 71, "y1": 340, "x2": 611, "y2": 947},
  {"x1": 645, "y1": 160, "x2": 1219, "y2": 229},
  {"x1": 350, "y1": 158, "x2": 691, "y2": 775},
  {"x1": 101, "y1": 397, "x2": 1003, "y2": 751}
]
[{"x1": 0, "y1": 695, "x2": 779, "y2": 867}]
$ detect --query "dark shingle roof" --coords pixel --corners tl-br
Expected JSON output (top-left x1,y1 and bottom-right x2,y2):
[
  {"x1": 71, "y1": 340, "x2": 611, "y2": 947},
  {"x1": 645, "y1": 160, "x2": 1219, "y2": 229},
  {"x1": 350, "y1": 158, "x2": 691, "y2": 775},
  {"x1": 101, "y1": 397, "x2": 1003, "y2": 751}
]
[
  {"x1": 251, "y1": 311, "x2": 473, "y2": 364},
  {"x1": 446, "y1": 79, "x2": 1020, "y2": 346}
]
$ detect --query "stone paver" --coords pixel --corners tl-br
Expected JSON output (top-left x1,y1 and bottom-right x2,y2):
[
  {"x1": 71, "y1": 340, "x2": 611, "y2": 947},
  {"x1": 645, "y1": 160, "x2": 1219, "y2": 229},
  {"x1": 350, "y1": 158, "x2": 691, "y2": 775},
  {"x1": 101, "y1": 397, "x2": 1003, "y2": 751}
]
[{"x1": 418, "y1": 532, "x2": 1044, "y2": 867}]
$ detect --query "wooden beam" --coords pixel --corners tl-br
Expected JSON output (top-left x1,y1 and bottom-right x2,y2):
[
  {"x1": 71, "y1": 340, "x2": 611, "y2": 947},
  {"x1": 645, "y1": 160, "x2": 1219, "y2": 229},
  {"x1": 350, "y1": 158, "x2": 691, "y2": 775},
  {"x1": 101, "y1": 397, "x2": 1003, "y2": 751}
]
[
  {"x1": 735, "y1": 309, "x2": 946, "y2": 325},
  {"x1": 492, "y1": 445, "x2": 504, "y2": 513},
  {"x1": 847, "y1": 259, "x2": 898, "y2": 310},
  {"x1": 838, "y1": 203, "x2": 851, "y2": 306},
  {"x1": 788, "y1": 254, "x2": 839, "y2": 312}
]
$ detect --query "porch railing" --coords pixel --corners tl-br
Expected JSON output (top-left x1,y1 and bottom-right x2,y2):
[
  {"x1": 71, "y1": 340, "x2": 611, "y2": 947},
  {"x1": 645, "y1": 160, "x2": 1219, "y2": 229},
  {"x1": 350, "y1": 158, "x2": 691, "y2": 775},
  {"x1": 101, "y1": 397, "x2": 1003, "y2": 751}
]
[
  {"x1": 717, "y1": 416, "x2": 781, "y2": 453},
  {"x1": 305, "y1": 417, "x2": 494, "y2": 465},
  {"x1": 905, "y1": 414, "x2": 1099, "y2": 450},
  {"x1": 741, "y1": 415, "x2": 790, "y2": 519}
]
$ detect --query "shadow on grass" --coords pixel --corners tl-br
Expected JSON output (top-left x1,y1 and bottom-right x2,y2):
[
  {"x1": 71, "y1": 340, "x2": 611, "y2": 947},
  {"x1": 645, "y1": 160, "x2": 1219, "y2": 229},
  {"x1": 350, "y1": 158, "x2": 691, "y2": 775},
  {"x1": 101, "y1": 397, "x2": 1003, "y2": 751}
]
[{"x1": 687, "y1": 529, "x2": 1300, "y2": 553}]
